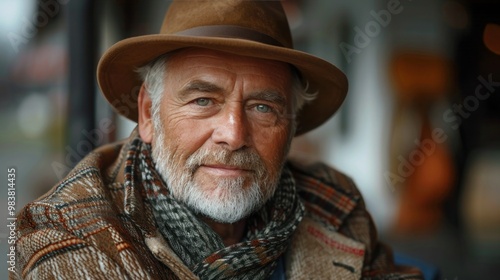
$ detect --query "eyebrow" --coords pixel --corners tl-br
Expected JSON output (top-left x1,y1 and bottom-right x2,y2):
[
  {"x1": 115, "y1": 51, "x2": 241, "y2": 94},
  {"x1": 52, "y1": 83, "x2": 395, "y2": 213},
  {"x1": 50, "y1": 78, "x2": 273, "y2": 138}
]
[
  {"x1": 248, "y1": 90, "x2": 287, "y2": 107},
  {"x1": 181, "y1": 80, "x2": 223, "y2": 94}
]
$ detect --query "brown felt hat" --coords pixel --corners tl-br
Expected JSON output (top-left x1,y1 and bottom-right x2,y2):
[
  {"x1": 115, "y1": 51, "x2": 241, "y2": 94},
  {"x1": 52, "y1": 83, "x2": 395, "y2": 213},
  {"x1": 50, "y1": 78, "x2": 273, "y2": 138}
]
[{"x1": 97, "y1": 0, "x2": 348, "y2": 135}]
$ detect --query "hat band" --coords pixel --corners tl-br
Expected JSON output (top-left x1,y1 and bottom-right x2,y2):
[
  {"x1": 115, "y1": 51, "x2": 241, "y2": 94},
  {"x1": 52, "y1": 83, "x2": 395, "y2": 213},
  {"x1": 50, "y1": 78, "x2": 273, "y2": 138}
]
[{"x1": 175, "y1": 25, "x2": 285, "y2": 47}]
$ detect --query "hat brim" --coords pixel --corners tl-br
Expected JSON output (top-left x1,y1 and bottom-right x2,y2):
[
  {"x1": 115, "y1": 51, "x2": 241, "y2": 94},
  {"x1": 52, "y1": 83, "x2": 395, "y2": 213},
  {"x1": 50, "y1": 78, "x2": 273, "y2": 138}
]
[{"x1": 97, "y1": 34, "x2": 348, "y2": 135}]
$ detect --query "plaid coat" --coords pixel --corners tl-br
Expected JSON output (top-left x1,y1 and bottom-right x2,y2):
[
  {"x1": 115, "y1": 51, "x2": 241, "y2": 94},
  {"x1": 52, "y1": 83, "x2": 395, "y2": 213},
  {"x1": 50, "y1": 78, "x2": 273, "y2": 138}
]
[{"x1": 12, "y1": 133, "x2": 422, "y2": 279}]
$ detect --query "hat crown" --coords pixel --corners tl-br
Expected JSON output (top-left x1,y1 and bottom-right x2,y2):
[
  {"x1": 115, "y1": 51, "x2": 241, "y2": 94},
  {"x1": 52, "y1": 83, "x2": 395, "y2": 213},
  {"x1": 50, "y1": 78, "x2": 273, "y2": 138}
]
[{"x1": 161, "y1": 0, "x2": 293, "y2": 48}]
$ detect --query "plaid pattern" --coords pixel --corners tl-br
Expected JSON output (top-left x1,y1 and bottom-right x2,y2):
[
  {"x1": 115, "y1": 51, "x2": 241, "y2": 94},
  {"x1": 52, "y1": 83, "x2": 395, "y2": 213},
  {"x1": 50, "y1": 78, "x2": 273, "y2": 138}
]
[
  {"x1": 289, "y1": 163, "x2": 422, "y2": 279},
  {"x1": 12, "y1": 129, "x2": 422, "y2": 279}
]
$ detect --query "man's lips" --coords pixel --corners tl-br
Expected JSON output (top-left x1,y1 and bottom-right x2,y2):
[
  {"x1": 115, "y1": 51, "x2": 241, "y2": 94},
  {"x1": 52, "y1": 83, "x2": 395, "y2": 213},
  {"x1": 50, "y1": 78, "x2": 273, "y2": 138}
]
[{"x1": 199, "y1": 164, "x2": 252, "y2": 176}]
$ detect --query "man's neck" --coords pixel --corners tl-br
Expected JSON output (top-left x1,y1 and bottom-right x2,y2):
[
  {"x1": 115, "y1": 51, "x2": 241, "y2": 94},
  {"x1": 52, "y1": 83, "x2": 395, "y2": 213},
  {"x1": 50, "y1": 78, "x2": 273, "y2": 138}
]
[{"x1": 200, "y1": 217, "x2": 247, "y2": 246}]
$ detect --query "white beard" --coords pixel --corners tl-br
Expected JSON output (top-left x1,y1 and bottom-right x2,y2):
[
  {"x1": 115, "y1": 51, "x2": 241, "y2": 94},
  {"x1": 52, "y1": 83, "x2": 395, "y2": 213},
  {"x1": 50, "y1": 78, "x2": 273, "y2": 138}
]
[{"x1": 150, "y1": 115, "x2": 282, "y2": 223}]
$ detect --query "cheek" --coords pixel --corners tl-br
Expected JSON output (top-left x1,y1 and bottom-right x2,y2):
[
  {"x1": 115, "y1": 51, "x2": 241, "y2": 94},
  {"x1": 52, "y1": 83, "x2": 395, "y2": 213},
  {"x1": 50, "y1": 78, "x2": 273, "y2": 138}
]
[
  {"x1": 159, "y1": 111, "x2": 213, "y2": 159},
  {"x1": 252, "y1": 125, "x2": 291, "y2": 168}
]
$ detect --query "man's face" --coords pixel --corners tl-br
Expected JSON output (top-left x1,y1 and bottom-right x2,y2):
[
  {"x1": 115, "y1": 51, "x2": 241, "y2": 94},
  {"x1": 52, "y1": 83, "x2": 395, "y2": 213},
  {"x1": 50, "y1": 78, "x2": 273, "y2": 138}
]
[{"x1": 148, "y1": 48, "x2": 294, "y2": 223}]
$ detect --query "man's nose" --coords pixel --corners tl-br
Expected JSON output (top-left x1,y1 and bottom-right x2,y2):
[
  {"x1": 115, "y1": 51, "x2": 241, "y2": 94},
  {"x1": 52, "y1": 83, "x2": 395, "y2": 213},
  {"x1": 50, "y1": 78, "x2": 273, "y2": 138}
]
[{"x1": 211, "y1": 103, "x2": 250, "y2": 151}]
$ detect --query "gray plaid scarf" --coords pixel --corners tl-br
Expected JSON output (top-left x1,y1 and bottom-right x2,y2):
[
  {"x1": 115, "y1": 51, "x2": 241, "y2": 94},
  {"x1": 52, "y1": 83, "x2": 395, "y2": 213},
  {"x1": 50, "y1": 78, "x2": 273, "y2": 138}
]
[{"x1": 125, "y1": 137, "x2": 304, "y2": 279}]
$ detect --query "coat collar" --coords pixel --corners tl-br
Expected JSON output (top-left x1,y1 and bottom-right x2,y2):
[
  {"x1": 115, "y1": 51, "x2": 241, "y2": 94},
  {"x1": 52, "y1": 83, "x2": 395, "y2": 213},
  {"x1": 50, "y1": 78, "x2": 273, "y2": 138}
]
[{"x1": 289, "y1": 162, "x2": 361, "y2": 231}]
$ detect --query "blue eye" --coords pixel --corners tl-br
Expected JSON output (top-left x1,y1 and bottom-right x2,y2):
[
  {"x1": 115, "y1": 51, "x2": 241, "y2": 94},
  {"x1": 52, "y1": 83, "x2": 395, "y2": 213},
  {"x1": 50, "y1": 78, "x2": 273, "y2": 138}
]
[
  {"x1": 195, "y1": 98, "x2": 210, "y2": 106},
  {"x1": 256, "y1": 104, "x2": 271, "y2": 113}
]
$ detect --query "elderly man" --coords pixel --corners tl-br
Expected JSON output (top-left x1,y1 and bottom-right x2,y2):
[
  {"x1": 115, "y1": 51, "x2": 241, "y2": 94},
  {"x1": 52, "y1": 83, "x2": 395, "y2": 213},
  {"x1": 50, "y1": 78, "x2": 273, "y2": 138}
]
[{"x1": 14, "y1": 1, "x2": 422, "y2": 279}]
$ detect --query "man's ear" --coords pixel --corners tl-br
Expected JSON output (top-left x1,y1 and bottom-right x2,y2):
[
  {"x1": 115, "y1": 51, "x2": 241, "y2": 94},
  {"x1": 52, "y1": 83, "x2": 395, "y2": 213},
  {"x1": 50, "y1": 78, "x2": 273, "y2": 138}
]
[{"x1": 138, "y1": 84, "x2": 154, "y2": 143}]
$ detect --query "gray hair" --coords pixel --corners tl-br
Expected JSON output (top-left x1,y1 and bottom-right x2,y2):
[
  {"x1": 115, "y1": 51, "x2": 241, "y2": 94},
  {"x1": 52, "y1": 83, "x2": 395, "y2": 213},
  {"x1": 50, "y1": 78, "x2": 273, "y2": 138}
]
[{"x1": 136, "y1": 53, "x2": 317, "y2": 129}]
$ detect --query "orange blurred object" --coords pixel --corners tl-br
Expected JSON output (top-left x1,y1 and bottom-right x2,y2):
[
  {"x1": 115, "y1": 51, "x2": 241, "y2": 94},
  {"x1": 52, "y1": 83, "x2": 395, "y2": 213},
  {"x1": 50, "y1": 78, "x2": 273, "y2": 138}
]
[
  {"x1": 394, "y1": 116, "x2": 455, "y2": 232},
  {"x1": 483, "y1": 23, "x2": 500, "y2": 55},
  {"x1": 389, "y1": 52, "x2": 455, "y2": 233},
  {"x1": 390, "y1": 52, "x2": 453, "y2": 103}
]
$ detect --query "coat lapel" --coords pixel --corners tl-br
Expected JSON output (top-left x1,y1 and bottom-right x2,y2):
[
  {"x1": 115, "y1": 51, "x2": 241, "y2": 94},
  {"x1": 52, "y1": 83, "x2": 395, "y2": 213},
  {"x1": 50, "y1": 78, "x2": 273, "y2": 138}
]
[{"x1": 286, "y1": 217, "x2": 365, "y2": 279}]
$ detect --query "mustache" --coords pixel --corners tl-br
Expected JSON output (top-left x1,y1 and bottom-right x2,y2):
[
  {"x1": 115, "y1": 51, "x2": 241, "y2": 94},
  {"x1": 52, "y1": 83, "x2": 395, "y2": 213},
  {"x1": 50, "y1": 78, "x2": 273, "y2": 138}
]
[{"x1": 185, "y1": 147, "x2": 266, "y2": 176}]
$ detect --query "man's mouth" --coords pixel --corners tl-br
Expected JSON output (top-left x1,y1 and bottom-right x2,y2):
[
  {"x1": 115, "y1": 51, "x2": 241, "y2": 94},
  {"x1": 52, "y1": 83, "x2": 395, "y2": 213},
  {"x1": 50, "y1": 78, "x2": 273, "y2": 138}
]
[{"x1": 199, "y1": 164, "x2": 253, "y2": 177}]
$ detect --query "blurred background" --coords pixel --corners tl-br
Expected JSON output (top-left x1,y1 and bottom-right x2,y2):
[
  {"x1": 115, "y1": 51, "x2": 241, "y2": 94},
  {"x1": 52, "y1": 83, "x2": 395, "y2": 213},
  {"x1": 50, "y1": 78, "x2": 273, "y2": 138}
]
[{"x1": 1, "y1": 0, "x2": 499, "y2": 279}]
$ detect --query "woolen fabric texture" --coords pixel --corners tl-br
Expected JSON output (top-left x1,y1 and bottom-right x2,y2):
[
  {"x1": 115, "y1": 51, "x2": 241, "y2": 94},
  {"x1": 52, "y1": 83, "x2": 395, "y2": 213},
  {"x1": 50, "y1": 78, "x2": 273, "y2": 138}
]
[{"x1": 12, "y1": 129, "x2": 423, "y2": 279}]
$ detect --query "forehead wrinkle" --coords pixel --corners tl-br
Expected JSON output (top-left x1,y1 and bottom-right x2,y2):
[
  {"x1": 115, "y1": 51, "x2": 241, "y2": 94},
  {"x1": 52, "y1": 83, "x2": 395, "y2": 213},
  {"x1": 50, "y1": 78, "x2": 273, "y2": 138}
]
[{"x1": 182, "y1": 80, "x2": 224, "y2": 93}]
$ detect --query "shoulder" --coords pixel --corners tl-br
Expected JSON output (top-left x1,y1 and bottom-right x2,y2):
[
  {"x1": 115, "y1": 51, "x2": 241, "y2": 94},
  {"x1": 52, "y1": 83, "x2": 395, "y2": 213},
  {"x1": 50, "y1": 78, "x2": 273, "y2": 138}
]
[
  {"x1": 13, "y1": 140, "x2": 148, "y2": 278},
  {"x1": 45, "y1": 138, "x2": 126, "y2": 198},
  {"x1": 287, "y1": 161, "x2": 424, "y2": 279},
  {"x1": 17, "y1": 141, "x2": 127, "y2": 238},
  {"x1": 289, "y1": 160, "x2": 360, "y2": 195},
  {"x1": 288, "y1": 160, "x2": 362, "y2": 230}
]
